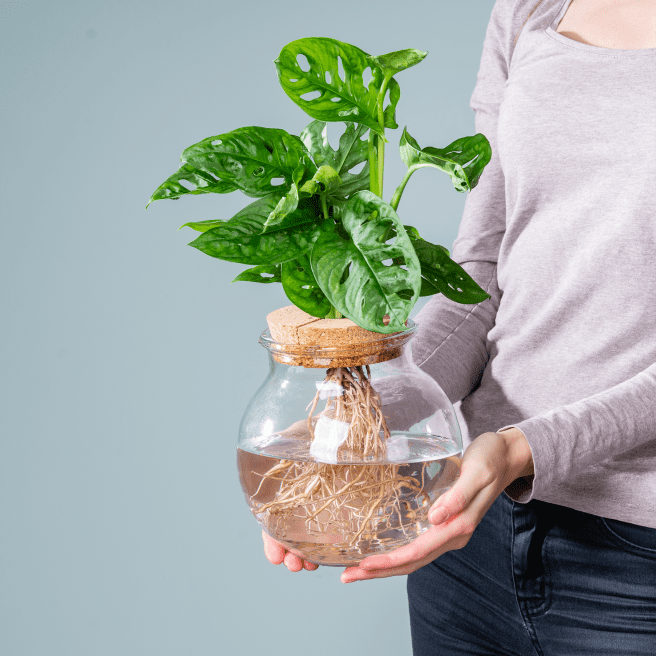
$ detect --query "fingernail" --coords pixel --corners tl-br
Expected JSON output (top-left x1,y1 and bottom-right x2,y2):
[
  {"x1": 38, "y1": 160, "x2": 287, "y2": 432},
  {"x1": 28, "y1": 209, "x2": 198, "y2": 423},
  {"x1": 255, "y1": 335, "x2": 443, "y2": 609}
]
[{"x1": 429, "y1": 507, "x2": 450, "y2": 525}]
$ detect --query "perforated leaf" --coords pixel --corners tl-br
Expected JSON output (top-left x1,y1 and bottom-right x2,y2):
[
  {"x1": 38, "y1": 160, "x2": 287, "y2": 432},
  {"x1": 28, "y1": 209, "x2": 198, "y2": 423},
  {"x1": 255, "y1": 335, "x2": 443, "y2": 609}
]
[
  {"x1": 275, "y1": 38, "x2": 397, "y2": 137},
  {"x1": 146, "y1": 164, "x2": 238, "y2": 207},
  {"x1": 232, "y1": 264, "x2": 281, "y2": 284},
  {"x1": 404, "y1": 226, "x2": 490, "y2": 304},
  {"x1": 148, "y1": 127, "x2": 316, "y2": 207},
  {"x1": 310, "y1": 191, "x2": 421, "y2": 333},
  {"x1": 281, "y1": 254, "x2": 331, "y2": 318},
  {"x1": 300, "y1": 121, "x2": 370, "y2": 198},
  {"x1": 400, "y1": 128, "x2": 491, "y2": 193}
]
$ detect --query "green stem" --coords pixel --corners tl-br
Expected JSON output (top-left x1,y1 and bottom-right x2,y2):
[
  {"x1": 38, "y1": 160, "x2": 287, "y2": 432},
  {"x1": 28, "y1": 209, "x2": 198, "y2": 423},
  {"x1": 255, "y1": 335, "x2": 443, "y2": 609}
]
[
  {"x1": 368, "y1": 130, "x2": 378, "y2": 195},
  {"x1": 390, "y1": 166, "x2": 416, "y2": 212},
  {"x1": 377, "y1": 134, "x2": 385, "y2": 199},
  {"x1": 325, "y1": 305, "x2": 343, "y2": 319},
  {"x1": 375, "y1": 73, "x2": 392, "y2": 199},
  {"x1": 320, "y1": 194, "x2": 329, "y2": 220}
]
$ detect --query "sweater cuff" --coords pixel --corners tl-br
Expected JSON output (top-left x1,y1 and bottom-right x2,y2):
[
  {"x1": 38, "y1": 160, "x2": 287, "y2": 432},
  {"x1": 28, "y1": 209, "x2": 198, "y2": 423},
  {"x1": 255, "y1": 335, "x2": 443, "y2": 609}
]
[{"x1": 496, "y1": 423, "x2": 538, "y2": 504}]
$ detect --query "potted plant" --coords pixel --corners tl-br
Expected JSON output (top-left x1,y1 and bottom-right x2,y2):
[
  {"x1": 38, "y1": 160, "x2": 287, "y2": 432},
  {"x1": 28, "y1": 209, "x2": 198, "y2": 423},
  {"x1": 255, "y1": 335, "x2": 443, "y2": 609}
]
[{"x1": 147, "y1": 37, "x2": 492, "y2": 566}]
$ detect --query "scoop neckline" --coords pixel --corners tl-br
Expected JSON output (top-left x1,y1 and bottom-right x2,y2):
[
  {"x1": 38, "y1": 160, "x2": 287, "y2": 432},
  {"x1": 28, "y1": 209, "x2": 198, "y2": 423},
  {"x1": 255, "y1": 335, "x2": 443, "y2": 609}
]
[{"x1": 546, "y1": 0, "x2": 656, "y2": 58}]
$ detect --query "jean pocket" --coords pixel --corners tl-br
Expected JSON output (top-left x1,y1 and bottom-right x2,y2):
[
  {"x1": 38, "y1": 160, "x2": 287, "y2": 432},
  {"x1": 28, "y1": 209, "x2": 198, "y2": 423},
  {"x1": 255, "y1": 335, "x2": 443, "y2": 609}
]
[{"x1": 599, "y1": 517, "x2": 656, "y2": 556}]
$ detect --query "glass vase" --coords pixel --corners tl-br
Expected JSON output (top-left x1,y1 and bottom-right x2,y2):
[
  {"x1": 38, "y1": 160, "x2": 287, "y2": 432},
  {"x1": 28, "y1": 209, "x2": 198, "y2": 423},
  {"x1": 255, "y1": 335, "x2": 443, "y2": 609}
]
[{"x1": 237, "y1": 319, "x2": 462, "y2": 566}]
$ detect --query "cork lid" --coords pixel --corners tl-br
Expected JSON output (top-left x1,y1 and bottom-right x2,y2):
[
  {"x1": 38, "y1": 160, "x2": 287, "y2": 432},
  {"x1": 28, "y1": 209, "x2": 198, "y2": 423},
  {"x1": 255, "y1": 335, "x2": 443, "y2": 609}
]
[{"x1": 263, "y1": 306, "x2": 416, "y2": 368}]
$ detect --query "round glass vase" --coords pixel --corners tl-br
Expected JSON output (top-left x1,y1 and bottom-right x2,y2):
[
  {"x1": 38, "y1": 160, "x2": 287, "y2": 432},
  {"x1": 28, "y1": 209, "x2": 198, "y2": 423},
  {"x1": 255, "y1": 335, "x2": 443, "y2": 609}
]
[{"x1": 237, "y1": 319, "x2": 463, "y2": 566}]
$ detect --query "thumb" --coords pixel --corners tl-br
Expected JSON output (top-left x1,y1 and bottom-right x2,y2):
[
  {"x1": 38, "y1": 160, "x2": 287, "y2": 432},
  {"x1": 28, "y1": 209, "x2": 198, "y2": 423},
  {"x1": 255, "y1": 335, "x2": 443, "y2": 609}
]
[{"x1": 428, "y1": 435, "x2": 499, "y2": 525}]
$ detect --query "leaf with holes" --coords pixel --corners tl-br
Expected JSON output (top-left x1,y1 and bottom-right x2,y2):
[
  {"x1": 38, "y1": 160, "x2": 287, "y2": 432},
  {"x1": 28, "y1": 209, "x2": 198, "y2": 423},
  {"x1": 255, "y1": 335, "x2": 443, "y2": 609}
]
[
  {"x1": 406, "y1": 230, "x2": 490, "y2": 304},
  {"x1": 189, "y1": 195, "x2": 323, "y2": 265},
  {"x1": 148, "y1": 127, "x2": 316, "y2": 207},
  {"x1": 281, "y1": 254, "x2": 331, "y2": 318},
  {"x1": 146, "y1": 164, "x2": 238, "y2": 207},
  {"x1": 275, "y1": 38, "x2": 398, "y2": 137},
  {"x1": 300, "y1": 121, "x2": 370, "y2": 199},
  {"x1": 232, "y1": 264, "x2": 281, "y2": 284},
  {"x1": 310, "y1": 190, "x2": 421, "y2": 333},
  {"x1": 400, "y1": 128, "x2": 491, "y2": 193}
]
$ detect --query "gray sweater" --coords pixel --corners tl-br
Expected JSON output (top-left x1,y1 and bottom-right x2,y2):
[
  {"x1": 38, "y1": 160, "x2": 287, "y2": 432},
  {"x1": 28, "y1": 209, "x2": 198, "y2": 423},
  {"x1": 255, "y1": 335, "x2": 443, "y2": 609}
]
[{"x1": 413, "y1": 0, "x2": 656, "y2": 528}]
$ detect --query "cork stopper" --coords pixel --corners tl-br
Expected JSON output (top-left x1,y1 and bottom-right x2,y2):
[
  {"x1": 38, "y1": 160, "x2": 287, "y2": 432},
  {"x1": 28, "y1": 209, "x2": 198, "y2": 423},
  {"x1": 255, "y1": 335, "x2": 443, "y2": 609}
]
[{"x1": 264, "y1": 305, "x2": 412, "y2": 368}]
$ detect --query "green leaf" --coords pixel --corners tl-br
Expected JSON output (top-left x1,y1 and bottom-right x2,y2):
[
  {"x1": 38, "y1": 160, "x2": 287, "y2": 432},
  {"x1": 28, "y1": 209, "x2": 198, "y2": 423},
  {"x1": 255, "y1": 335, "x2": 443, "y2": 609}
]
[
  {"x1": 400, "y1": 128, "x2": 491, "y2": 193},
  {"x1": 300, "y1": 121, "x2": 370, "y2": 199},
  {"x1": 147, "y1": 127, "x2": 316, "y2": 207},
  {"x1": 281, "y1": 254, "x2": 331, "y2": 318},
  {"x1": 232, "y1": 264, "x2": 281, "y2": 284},
  {"x1": 264, "y1": 185, "x2": 300, "y2": 230},
  {"x1": 310, "y1": 190, "x2": 421, "y2": 333},
  {"x1": 298, "y1": 165, "x2": 342, "y2": 197},
  {"x1": 367, "y1": 49, "x2": 428, "y2": 77},
  {"x1": 179, "y1": 219, "x2": 227, "y2": 233},
  {"x1": 404, "y1": 226, "x2": 490, "y2": 304},
  {"x1": 146, "y1": 163, "x2": 238, "y2": 207},
  {"x1": 189, "y1": 195, "x2": 323, "y2": 265},
  {"x1": 382, "y1": 78, "x2": 401, "y2": 130},
  {"x1": 330, "y1": 197, "x2": 346, "y2": 221},
  {"x1": 403, "y1": 224, "x2": 422, "y2": 240},
  {"x1": 263, "y1": 164, "x2": 306, "y2": 230},
  {"x1": 403, "y1": 225, "x2": 450, "y2": 257},
  {"x1": 419, "y1": 276, "x2": 440, "y2": 297},
  {"x1": 275, "y1": 38, "x2": 390, "y2": 137}
]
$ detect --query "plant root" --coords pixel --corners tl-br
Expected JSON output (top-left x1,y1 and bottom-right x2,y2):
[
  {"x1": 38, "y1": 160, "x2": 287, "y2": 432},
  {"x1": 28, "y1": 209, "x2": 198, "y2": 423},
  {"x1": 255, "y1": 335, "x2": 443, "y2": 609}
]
[{"x1": 251, "y1": 365, "x2": 430, "y2": 550}]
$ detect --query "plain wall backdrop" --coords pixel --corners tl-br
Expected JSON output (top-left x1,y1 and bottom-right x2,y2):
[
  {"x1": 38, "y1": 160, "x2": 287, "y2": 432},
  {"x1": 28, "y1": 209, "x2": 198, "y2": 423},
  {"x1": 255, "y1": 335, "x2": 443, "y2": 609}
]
[{"x1": 0, "y1": 1, "x2": 494, "y2": 654}]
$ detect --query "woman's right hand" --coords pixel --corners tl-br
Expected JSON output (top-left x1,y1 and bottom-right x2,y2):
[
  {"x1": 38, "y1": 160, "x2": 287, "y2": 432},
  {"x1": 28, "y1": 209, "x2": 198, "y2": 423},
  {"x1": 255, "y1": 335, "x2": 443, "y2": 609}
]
[{"x1": 262, "y1": 530, "x2": 319, "y2": 572}]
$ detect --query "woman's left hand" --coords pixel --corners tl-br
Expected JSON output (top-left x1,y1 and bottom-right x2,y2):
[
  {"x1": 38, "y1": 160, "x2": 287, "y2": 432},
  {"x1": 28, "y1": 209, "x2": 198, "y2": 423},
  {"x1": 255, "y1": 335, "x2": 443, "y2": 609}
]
[{"x1": 341, "y1": 427, "x2": 533, "y2": 583}]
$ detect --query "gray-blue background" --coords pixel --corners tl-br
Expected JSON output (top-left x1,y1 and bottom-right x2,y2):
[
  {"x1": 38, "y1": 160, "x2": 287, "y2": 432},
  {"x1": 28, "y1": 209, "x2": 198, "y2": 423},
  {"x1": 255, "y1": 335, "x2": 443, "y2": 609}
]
[{"x1": 0, "y1": 1, "x2": 492, "y2": 654}]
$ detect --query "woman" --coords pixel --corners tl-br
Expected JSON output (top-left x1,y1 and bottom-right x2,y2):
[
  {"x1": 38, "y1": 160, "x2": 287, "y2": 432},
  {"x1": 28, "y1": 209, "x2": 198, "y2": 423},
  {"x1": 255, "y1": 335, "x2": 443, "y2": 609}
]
[{"x1": 264, "y1": 1, "x2": 656, "y2": 653}]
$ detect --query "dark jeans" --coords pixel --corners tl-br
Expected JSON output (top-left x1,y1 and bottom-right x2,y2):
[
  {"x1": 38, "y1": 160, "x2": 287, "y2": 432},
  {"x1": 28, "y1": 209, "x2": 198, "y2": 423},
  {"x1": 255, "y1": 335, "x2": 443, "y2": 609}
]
[{"x1": 407, "y1": 493, "x2": 656, "y2": 655}]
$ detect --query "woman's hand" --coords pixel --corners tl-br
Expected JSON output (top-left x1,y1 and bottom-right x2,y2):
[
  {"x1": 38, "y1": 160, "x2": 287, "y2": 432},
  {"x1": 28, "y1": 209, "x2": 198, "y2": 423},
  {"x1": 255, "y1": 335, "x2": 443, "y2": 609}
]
[
  {"x1": 340, "y1": 427, "x2": 533, "y2": 583},
  {"x1": 262, "y1": 530, "x2": 319, "y2": 572}
]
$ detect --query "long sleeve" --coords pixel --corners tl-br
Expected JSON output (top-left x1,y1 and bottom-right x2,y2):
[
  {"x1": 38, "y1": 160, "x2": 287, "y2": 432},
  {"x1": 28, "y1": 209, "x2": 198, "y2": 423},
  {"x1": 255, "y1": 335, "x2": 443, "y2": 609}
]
[
  {"x1": 499, "y1": 363, "x2": 656, "y2": 503},
  {"x1": 413, "y1": 0, "x2": 523, "y2": 402}
]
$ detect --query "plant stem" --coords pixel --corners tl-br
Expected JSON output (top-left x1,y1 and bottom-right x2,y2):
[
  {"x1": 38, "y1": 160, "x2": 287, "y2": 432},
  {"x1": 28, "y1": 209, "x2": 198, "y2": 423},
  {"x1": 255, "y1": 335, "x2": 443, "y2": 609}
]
[
  {"x1": 377, "y1": 134, "x2": 385, "y2": 199},
  {"x1": 375, "y1": 73, "x2": 393, "y2": 199},
  {"x1": 390, "y1": 166, "x2": 416, "y2": 211},
  {"x1": 325, "y1": 305, "x2": 343, "y2": 320},
  {"x1": 368, "y1": 130, "x2": 378, "y2": 196},
  {"x1": 320, "y1": 194, "x2": 329, "y2": 220}
]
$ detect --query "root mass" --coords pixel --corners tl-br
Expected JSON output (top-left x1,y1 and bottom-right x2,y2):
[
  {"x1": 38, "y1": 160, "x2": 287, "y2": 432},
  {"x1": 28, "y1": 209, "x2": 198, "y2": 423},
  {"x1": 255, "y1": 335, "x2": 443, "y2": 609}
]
[{"x1": 251, "y1": 365, "x2": 429, "y2": 549}]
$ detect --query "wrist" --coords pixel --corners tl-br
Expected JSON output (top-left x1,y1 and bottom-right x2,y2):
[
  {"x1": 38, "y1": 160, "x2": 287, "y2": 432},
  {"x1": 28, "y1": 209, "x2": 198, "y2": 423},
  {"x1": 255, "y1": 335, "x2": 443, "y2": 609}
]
[{"x1": 497, "y1": 427, "x2": 534, "y2": 481}]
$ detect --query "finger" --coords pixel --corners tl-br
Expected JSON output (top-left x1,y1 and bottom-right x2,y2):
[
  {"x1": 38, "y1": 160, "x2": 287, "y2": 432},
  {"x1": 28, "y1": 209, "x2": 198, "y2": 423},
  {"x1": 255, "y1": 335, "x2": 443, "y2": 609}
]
[
  {"x1": 283, "y1": 551, "x2": 304, "y2": 572},
  {"x1": 428, "y1": 456, "x2": 496, "y2": 525},
  {"x1": 262, "y1": 530, "x2": 285, "y2": 565},
  {"x1": 358, "y1": 521, "x2": 461, "y2": 571},
  {"x1": 359, "y1": 477, "x2": 503, "y2": 573},
  {"x1": 303, "y1": 560, "x2": 319, "y2": 571},
  {"x1": 347, "y1": 455, "x2": 507, "y2": 581},
  {"x1": 342, "y1": 544, "x2": 453, "y2": 582}
]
